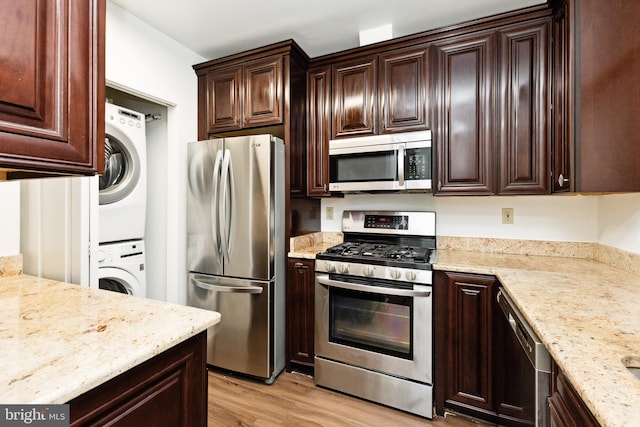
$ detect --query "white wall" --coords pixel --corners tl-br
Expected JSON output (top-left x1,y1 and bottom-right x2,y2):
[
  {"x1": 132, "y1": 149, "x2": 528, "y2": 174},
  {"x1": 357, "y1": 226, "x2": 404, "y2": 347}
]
[
  {"x1": 321, "y1": 193, "x2": 599, "y2": 242},
  {"x1": 0, "y1": 182, "x2": 20, "y2": 256},
  {"x1": 106, "y1": 1, "x2": 206, "y2": 304},
  {"x1": 598, "y1": 193, "x2": 640, "y2": 254}
]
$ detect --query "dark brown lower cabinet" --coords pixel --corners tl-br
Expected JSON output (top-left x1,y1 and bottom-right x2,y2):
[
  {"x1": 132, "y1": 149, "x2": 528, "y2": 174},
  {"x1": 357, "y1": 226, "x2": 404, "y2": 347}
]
[
  {"x1": 286, "y1": 258, "x2": 315, "y2": 374},
  {"x1": 548, "y1": 361, "x2": 600, "y2": 427},
  {"x1": 69, "y1": 332, "x2": 207, "y2": 427},
  {"x1": 435, "y1": 271, "x2": 533, "y2": 426}
]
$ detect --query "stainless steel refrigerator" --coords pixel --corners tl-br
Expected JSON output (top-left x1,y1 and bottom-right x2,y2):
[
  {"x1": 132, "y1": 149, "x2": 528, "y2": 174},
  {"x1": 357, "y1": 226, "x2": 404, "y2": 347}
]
[{"x1": 186, "y1": 134, "x2": 285, "y2": 384}]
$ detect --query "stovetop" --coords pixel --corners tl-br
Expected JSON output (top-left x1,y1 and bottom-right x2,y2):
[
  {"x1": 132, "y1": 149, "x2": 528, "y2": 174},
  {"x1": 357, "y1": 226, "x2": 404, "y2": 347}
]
[
  {"x1": 315, "y1": 211, "x2": 437, "y2": 283},
  {"x1": 319, "y1": 241, "x2": 433, "y2": 265}
]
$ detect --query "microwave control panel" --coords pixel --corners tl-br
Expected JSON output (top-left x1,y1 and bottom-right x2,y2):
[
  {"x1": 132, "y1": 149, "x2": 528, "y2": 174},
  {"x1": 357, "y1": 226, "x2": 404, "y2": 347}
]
[{"x1": 405, "y1": 148, "x2": 431, "y2": 180}]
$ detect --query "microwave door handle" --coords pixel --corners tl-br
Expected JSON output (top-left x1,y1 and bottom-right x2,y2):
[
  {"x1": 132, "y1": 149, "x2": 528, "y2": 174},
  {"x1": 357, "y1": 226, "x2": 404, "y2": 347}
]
[
  {"x1": 397, "y1": 145, "x2": 405, "y2": 187},
  {"x1": 317, "y1": 275, "x2": 431, "y2": 298}
]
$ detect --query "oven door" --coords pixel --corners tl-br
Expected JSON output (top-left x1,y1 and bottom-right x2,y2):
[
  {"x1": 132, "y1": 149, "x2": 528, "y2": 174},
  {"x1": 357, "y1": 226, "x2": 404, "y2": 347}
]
[{"x1": 315, "y1": 273, "x2": 432, "y2": 384}]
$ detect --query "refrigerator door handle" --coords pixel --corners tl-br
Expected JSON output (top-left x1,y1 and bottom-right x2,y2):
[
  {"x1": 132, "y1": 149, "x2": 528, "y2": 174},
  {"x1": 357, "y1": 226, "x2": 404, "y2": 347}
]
[
  {"x1": 211, "y1": 147, "x2": 223, "y2": 257},
  {"x1": 219, "y1": 148, "x2": 234, "y2": 262},
  {"x1": 191, "y1": 276, "x2": 263, "y2": 294}
]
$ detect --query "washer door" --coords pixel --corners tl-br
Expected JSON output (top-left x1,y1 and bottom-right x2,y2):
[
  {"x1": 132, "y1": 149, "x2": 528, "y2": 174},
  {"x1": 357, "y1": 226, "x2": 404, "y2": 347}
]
[
  {"x1": 98, "y1": 267, "x2": 141, "y2": 296},
  {"x1": 100, "y1": 123, "x2": 141, "y2": 205}
]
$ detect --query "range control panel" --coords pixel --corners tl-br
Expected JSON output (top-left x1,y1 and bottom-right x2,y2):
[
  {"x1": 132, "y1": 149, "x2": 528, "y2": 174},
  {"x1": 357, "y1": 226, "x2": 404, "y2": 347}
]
[{"x1": 364, "y1": 214, "x2": 408, "y2": 230}]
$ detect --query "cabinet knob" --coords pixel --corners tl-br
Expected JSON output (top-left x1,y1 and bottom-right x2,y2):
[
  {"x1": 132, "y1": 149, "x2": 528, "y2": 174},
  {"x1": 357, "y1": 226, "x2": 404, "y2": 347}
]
[{"x1": 557, "y1": 173, "x2": 570, "y2": 187}]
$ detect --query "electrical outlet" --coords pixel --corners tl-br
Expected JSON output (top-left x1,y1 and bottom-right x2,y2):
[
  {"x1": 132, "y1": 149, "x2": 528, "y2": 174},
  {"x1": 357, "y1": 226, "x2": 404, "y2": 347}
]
[
  {"x1": 502, "y1": 208, "x2": 514, "y2": 224},
  {"x1": 326, "y1": 206, "x2": 334, "y2": 220}
]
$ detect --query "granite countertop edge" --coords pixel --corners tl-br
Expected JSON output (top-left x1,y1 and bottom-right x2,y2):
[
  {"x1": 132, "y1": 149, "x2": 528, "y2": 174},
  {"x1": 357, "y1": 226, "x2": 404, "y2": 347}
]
[{"x1": 0, "y1": 274, "x2": 220, "y2": 405}]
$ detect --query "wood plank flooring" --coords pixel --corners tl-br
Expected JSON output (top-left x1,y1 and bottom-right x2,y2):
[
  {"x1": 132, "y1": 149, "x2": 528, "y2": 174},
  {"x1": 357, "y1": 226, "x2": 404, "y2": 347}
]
[{"x1": 207, "y1": 368, "x2": 491, "y2": 427}]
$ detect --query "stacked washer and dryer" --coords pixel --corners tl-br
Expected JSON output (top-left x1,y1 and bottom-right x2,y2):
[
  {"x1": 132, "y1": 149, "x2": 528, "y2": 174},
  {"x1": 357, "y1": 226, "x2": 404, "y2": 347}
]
[{"x1": 97, "y1": 102, "x2": 147, "y2": 297}]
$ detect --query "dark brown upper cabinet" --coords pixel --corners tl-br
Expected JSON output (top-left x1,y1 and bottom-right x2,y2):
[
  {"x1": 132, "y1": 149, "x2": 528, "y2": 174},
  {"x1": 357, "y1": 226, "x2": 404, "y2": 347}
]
[
  {"x1": 433, "y1": 17, "x2": 551, "y2": 196},
  {"x1": 379, "y1": 46, "x2": 430, "y2": 133},
  {"x1": 497, "y1": 19, "x2": 550, "y2": 195},
  {"x1": 433, "y1": 31, "x2": 496, "y2": 195},
  {"x1": 0, "y1": 0, "x2": 106, "y2": 179},
  {"x1": 243, "y1": 56, "x2": 283, "y2": 128},
  {"x1": 199, "y1": 55, "x2": 283, "y2": 134},
  {"x1": 307, "y1": 66, "x2": 332, "y2": 197},
  {"x1": 332, "y1": 57, "x2": 378, "y2": 138},
  {"x1": 551, "y1": 0, "x2": 640, "y2": 193},
  {"x1": 330, "y1": 46, "x2": 430, "y2": 140}
]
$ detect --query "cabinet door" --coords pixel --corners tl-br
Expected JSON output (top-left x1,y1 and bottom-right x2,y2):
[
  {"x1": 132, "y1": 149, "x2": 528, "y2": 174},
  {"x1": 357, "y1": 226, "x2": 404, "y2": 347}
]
[
  {"x1": 551, "y1": 1, "x2": 573, "y2": 193},
  {"x1": 498, "y1": 20, "x2": 550, "y2": 195},
  {"x1": 433, "y1": 32, "x2": 496, "y2": 195},
  {"x1": 549, "y1": 362, "x2": 600, "y2": 427},
  {"x1": 286, "y1": 258, "x2": 315, "y2": 373},
  {"x1": 435, "y1": 271, "x2": 498, "y2": 420},
  {"x1": 243, "y1": 56, "x2": 283, "y2": 128},
  {"x1": 0, "y1": 0, "x2": 105, "y2": 177},
  {"x1": 203, "y1": 65, "x2": 243, "y2": 133},
  {"x1": 307, "y1": 67, "x2": 332, "y2": 196},
  {"x1": 70, "y1": 333, "x2": 207, "y2": 427},
  {"x1": 332, "y1": 57, "x2": 377, "y2": 138},
  {"x1": 379, "y1": 46, "x2": 430, "y2": 133}
]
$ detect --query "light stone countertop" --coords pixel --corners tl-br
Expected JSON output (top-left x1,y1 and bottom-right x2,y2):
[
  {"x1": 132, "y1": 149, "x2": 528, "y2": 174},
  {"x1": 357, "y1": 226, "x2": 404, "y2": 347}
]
[
  {"x1": 0, "y1": 274, "x2": 220, "y2": 404},
  {"x1": 434, "y1": 250, "x2": 640, "y2": 427},
  {"x1": 288, "y1": 231, "x2": 343, "y2": 259}
]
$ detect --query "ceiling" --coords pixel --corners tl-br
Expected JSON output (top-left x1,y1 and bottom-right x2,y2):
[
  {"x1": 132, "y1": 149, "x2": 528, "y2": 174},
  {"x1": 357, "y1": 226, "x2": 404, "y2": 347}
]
[{"x1": 110, "y1": 0, "x2": 546, "y2": 60}]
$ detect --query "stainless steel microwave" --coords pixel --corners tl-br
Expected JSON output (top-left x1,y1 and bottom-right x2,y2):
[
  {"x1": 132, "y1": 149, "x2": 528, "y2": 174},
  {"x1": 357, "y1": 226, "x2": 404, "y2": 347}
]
[{"x1": 329, "y1": 130, "x2": 432, "y2": 192}]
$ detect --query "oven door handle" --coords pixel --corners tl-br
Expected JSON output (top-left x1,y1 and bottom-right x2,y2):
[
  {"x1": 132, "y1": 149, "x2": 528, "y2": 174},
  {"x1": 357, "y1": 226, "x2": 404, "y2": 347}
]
[{"x1": 317, "y1": 275, "x2": 431, "y2": 298}]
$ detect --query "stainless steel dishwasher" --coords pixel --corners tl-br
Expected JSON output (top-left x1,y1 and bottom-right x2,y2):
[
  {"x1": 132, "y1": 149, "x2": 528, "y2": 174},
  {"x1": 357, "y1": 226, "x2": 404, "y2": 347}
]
[{"x1": 497, "y1": 288, "x2": 551, "y2": 427}]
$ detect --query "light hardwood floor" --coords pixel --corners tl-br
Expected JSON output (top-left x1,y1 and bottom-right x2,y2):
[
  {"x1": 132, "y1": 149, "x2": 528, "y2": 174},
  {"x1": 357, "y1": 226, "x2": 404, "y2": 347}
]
[{"x1": 207, "y1": 369, "x2": 491, "y2": 427}]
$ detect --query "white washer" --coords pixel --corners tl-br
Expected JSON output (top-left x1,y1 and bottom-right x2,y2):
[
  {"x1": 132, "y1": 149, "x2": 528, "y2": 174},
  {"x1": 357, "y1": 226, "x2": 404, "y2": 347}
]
[
  {"x1": 100, "y1": 102, "x2": 147, "y2": 244},
  {"x1": 97, "y1": 240, "x2": 147, "y2": 297}
]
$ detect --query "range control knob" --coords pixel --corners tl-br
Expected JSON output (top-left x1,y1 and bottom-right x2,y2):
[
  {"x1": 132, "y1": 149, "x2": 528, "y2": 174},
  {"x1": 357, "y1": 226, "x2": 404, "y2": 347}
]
[
  {"x1": 325, "y1": 262, "x2": 336, "y2": 273},
  {"x1": 338, "y1": 263, "x2": 349, "y2": 274},
  {"x1": 364, "y1": 266, "x2": 374, "y2": 277},
  {"x1": 405, "y1": 271, "x2": 417, "y2": 281},
  {"x1": 390, "y1": 269, "x2": 401, "y2": 280}
]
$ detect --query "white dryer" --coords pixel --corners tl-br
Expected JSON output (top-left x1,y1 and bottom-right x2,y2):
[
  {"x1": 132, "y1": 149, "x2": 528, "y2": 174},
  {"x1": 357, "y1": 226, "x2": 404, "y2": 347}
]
[
  {"x1": 98, "y1": 240, "x2": 147, "y2": 297},
  {"x1": 100, "y1": 102, "x2": 147, "y2": 244}
]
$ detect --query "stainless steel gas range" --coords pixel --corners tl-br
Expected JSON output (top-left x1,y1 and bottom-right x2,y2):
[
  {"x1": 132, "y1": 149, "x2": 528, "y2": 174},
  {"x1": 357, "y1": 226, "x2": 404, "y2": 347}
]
[{"x1": 314, "y1": 210, "x2": 436, "y2": 418}]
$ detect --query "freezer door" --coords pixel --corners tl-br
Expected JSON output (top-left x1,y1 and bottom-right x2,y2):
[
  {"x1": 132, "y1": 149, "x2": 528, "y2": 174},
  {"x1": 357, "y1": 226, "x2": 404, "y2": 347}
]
[
  {"x1": 188, "y1": 273, "x2": 272, "y2": 379},
  {"x1": 187, "y1": 139, "x2": 224, "y2": 276},
  {"x1": 221, "y1": 135, "x2": 279, "y2": 280}
]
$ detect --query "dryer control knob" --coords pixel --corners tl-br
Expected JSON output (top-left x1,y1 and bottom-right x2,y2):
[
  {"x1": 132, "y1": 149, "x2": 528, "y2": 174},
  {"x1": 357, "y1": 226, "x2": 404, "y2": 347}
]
[{"x1": 97, "y1": 250, "x2": 106, "y2": 263}]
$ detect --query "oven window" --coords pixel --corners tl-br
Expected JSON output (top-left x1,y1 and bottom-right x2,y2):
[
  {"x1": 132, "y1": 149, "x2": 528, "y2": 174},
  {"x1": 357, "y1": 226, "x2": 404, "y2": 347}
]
[
  {"x1": 329, "y1": 150, "x2": 397, "y2": 183},
  {"x1": 329, "y1": 288, "x2": 413, "y2": 359}
]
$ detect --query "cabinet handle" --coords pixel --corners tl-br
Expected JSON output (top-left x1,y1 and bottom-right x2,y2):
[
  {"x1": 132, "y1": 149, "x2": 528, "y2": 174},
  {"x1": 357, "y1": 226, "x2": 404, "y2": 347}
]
[
  {"x1": 557, "y1": 173, "x2": 570, "y2": 187},
  {"x1": 323, "y1": 183, "x2": 327, "y2": 192},
  {"x1": 294, "y1": 262, "x2": 304, "y2": 267}
]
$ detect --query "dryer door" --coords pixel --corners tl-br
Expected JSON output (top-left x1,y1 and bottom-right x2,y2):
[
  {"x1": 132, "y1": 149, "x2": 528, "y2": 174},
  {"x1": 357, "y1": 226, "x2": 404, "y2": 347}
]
[
  {"x1": 98, "y1": 267, "x2": 142, "y2": 296},
  {"x1": 100, "y1": 125, "x2": 141, "y2": 205}
]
